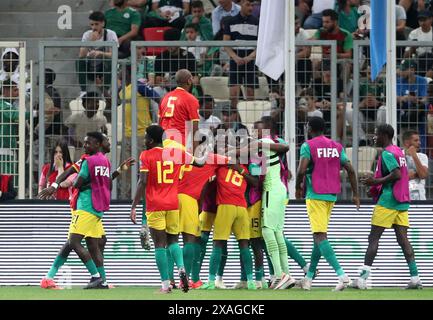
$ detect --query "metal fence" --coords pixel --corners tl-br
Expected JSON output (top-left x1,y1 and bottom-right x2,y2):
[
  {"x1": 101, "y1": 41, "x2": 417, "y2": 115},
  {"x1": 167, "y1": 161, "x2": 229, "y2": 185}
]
[
  {"x1": 37, "y1": 41, "x2": 119, "y2": 199},
  {"x1": 0, "y1": 42, "x2": 27, "y2": 199},
  {"x1": 352, "y1": 40, "x2": 433, "y2": 200},
  {"x1": 11, "y1": 38, "x2": 433, "y2": 200}
]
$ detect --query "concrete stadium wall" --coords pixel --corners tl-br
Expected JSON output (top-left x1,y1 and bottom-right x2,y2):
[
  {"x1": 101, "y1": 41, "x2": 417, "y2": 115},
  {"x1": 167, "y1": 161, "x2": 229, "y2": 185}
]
[{"x1": 0, "y1": 201, "x2": 432, "y2": 287}]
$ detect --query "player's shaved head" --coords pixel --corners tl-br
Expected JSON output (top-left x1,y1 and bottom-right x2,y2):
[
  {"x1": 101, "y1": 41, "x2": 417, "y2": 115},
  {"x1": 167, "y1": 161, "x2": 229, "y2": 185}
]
[{"x1": 175, "y1": 69, "x2": 193, "y2": 86}]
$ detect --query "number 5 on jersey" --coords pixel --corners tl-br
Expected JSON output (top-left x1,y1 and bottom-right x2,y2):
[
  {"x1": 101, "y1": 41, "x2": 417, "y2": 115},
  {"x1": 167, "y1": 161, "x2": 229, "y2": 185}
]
[{"x1": 164, "y1": 96, "x2": 177, "y2": 117}]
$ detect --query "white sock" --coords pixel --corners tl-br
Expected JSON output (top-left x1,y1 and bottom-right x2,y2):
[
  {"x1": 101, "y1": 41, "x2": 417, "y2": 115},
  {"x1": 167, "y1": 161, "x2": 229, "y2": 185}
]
[
  {"x1": 216, "y1": 276, "x2": 223, "y2": 282},
  {"x1": 411, "y1": 276, "x2": 420, "y2": 283},
  {"x1": 91, "y1": 273, "x2": 100, "y2": 278},
  {"x1": 162, "y1": 280, "x2": 170, "y2": 290},
  {"x1": 303, "y1": 263, "x2": 309, "y2": 273}
]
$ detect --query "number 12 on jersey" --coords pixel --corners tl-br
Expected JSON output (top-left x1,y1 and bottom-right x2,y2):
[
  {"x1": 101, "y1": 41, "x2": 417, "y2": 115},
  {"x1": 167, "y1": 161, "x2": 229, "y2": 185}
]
[{"x1": 156, "y1": 161, "x2": 174, "y2": 184}]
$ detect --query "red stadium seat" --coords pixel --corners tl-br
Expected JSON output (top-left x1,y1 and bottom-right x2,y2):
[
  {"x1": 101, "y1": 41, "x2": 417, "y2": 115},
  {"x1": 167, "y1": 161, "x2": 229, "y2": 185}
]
[{"x1": 142, "y1": 27, "x2": 173, "y2": 55}]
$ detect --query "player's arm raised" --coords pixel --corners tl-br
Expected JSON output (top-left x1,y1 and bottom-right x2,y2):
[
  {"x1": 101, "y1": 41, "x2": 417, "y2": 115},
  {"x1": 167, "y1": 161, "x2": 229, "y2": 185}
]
[
  {"x1": 131, "y1": 172, "x2": 147, "y2": 224},
  {"x1": 111, "y1": 157, "x2": 136, "y2": 180}
]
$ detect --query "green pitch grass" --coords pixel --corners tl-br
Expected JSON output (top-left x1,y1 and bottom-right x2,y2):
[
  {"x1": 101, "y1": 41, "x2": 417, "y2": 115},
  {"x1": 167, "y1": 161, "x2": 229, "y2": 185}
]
[{"x1": 0, "y1": 286, "x2": 432, "y2": 300}]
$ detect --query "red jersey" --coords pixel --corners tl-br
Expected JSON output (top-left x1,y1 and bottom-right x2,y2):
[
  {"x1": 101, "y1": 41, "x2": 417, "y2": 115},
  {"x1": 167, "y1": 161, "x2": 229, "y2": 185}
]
[
  {"x1": 178, "y1": 153, "x2": 229, "y2": 200},
  {"x1": 140, "y1": 147, "x2": 194, "y2": 212},
  {"x1": 40, "y1": 163, "x2": 72, "y2": 200},
  {"x1": 216, "y1": 165, "x2": 249, "y2": 208},
  {"x1": 159, "y1": 87, "x2": 200, "y2": 146}
]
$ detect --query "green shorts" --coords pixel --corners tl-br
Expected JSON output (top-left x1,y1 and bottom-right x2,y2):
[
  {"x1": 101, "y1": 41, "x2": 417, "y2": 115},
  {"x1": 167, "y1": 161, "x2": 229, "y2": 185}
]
[{"x1": 261, "y1": 184, "x2": 287, "y2": 231}]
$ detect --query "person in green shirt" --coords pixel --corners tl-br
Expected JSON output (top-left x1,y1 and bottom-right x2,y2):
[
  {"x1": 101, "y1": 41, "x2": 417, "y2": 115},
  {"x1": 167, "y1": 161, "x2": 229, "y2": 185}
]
[
  {"x1": 181, "y1": 1, "x2": 213, "y2": 41},
  {"x1": 336, "y1": 0, "x2": 360, "y2": 34},
  {"x1": 105, "y1": 0, "x2": 142, "y2": 58},
  {"x1": 352, "y1": 124, "x2": 422, "y2": 290},
  {"x1": 296, "y1": 117, "x2": 359, "y2": 291},
  {"x1": 68, "y1": 132, "x2": 111, "y2": 289}
]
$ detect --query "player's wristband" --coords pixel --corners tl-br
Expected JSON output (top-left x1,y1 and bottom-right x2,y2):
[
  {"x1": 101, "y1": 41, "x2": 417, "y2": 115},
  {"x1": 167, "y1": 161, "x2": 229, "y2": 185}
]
[{"x1": 51, "y1": 182, "x2": 59, "y2": 190}]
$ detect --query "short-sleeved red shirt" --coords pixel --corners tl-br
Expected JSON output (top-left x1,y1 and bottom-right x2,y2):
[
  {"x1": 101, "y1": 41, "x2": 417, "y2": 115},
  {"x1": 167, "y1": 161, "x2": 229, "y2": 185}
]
[
  {"x1": 159, "y1": 87, "x2": 200, "y2": 146},
  {"x1": 178, "y1": 153, "x2": 229, "y2": 200},
  {"x1": 140, "y1": 147, "x2": 194, "y2": 212},
  {"x1": 216, "y1": 165, "x2": 249, "y2": 208}
]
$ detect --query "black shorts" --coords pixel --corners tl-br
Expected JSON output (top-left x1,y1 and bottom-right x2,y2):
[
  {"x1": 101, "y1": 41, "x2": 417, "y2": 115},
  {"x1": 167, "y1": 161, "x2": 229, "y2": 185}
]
[{"x1": 229, "y1": 60, "x2": 259, "y2": 88}]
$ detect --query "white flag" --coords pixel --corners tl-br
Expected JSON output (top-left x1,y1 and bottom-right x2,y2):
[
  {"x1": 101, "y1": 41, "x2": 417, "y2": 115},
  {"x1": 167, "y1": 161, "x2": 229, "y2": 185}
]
[{"x1": 255, "y1": 0, "x2": 286, "y2": 81}]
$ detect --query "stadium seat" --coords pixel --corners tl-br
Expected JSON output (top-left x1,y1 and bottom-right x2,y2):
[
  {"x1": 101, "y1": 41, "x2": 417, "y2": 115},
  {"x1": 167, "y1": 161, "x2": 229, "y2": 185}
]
[
  {"x1": 200, "y1": 77, "x2": 230, "y2": 102},
  {"x1": 240, "y1": 76, "x2": 270, "y2": 100},
  {"x1": 142, "y1": 27, "x2": 172, "y2": 56},
  {"x1": 237, "y1": 100, "x2": 272, "y2": 131},
  {"x1": 345, "y1": 146, "x2": 378, "y2": 178}
]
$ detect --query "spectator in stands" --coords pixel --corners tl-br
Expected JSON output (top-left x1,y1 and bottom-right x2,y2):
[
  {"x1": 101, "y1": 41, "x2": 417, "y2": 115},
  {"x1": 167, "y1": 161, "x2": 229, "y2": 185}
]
[
  {"x1": 144, "y1": 0, "x2": 190, "y2": 30},
  {"x1": 399, "y1": 0, "x2": 426, "y2": 30},
  {"x1": 0, "y1": 173, "x2": 16, "y2": 202},
  {"x1": 212, "y1": 0, "x2": 241, "y2": 35},
  {"x1": 0, "y1": 48, "x2": 26, "y2": 84},
  {"x1": 402, "y1": 130, "x2": 429, "y2": 200},
  {"x1": 216, "y1": 104, "x2": 249, "y2": 135},
  {"x1": 199, "y1": 95, "x2": 221, "y2": 136},
  {"x1": 311, "y1": 9, "x2": 353, "y2": 60},
  {"x1": 105, "y1": 0, "x2": 141, "y2": 58},
  {"x1": 336, "y1": 0, "x2": 361, "y2": 34},
  {"x1": 38, "y1": 139, "x2": 74, "y2": 200},
  {"x1": 295, "y1": 14, "x2": 313, "y2": 86},
  {"x1": 182, "y1": 24, "x2": 207, "y2": 65},
  {"x1": 396, "y1": 3, "x2": 408, "y2": 58},
  {"x1": 77, "y1": 11, "x2": 119, "y2": 96},
  {"x1": 64, "y1": 92, "x2": 107, "y2": 152},
  {"x1": 181, "y1": 0, "x2": 213, "y2": 40},
  {"x1": 303, "y1": 0, "x2": 336, "y2": 29},
  {"x1": 44, "y1": 68, "x2": 65, "y2": 136},
  {"x1": 404, "y1": 10, "x2": 433, "y2": 78},
  {"x1": 358, "y1": 65, "x2": 386, "y2": 125},
  {"x1": 153, "y1": 28, "x2": 198, "y2": 90},
  {"x1": 397, "y1": 60, "x2": 428, "y2": 129},
  {"x1": 223, "y1": 0, "x2": 259, "y2": 109},
  {"x1": 0, "y1": 80, "x2": 20, "y2": 176},
  {"x1": 118, "y1": 68, "x2": 160, "y2": 198}
]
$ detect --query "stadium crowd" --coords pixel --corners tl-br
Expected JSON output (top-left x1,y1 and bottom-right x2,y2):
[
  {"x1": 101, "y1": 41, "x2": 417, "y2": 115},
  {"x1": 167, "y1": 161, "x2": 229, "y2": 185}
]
[{"x1": 0, "y1": 0, "x2": 432, "y2": 200}]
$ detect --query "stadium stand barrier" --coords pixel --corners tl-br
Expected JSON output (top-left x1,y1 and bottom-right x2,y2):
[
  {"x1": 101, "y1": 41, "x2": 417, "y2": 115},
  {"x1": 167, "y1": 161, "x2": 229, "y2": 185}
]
[
  {"x1": 0, "y1": 42, "x2": 27, "y2": 199},
  {"x1": 1, "y1": 201, "x2": 432, "y2": 287},
  {"x1": 129, "y1": 40, "x2": 338, "y2": 199},
  {"x1": 37, "y1": 40, "x2": 119, "y2": 198},
  {"x1": 21, "y1": 39, "x2": 433, "y2": 200}
]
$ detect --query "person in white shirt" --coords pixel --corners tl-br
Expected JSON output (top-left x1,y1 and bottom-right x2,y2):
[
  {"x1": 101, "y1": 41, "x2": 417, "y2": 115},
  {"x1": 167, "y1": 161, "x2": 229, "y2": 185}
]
[
  {"x1": 212, "y1": 0, "x2": 241, "y2": 35},
  {"x1": 77, "y1": 11, "x2": 119, "y2": 96},
  {"x1": 182, "y1": 23, "x2": 207, "y2": 64},
  {"x1": 65, "y1": 92, "x2": 107, "y2": 160},
  {"x1": 402, "y1": 130, "x2": 429, "y2": 201},
  {"x1": 199, "y1": 95, "x2": 221, "y2": 136},
  {"x1": 404, "y1": 10, "x2": 433, "y2": 77}
]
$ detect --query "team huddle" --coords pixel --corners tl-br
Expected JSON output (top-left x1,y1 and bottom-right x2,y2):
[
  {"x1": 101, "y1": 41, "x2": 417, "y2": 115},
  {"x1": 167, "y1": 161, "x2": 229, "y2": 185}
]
[{"x1": 38, "y1": 69, "x2": 422, "y2": 292}]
